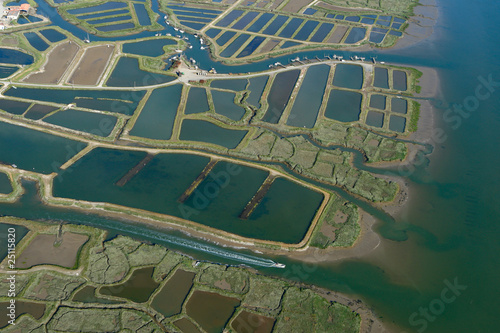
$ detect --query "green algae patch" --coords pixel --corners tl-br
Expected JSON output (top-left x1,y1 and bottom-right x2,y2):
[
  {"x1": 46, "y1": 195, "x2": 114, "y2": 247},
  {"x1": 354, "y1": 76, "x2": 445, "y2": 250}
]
[
  {"x1": 151, "y1": 269, "x2": 195, "y2": 317},
  {"x1": 186, "y1": 290, "x2": 241, "y2": 333}
]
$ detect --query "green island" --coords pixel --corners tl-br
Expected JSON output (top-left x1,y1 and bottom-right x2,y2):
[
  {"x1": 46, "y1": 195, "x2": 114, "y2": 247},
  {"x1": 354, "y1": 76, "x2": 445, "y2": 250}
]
[{"x1": 0, "y1": 0, "x2": 433, "y2": 331}]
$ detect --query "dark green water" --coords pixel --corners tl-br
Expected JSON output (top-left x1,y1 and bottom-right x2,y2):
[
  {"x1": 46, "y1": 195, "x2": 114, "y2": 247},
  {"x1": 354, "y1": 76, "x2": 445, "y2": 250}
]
[
  {"x1": 130, "y1": 85, "x2": 182, "y2": 140},
  {"x1": 211, "y1": 78, "x2": 248, "y2": 91},
  {"x1": 1, "y1": 0, "x2": 499, "y2": 331},
  {"x1": 0, "y1": 121, "x2": 86, "y2": 174},
  {"x1": 186, "y1": 290, "x2": 240, "y2": 333},
  {"x1": 0, "y1": 172, "x2": 12, "y2": 194},
  {"x1": 184, "y1": 87, "x2": 210, "y2": 115},
  {"x1": 333, "y1": 64, "x2": 364, "y2": 89},
  {"x1": 53, "y1": 149, "x2": 323, "y2": 243},
  {"x1": 99, "y1": 266, "x2": 158, "y2": 303},
  {"x1": 324, "y1": 89, "x2": 362, "y2": 122},
  {"x1": 72, "y1": 286, "x2": 124, "y2": 304}
]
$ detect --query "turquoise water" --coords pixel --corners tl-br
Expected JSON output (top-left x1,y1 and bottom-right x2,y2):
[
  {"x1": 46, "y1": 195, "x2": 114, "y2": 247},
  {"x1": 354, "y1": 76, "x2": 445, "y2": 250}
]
[
  {"x1": 211, "y1": 78, "x2": 247, "y2": 91},
  {"x1": 324, "y1": 89, "x2": 362, "y2": 122},
  {"x1": 4, "y1": 86, "x2": 146, "y2": 115},
  {"x1": 0, "y1": 179, "x2": 278, "y2": 268},
  {"x1": 248, "y1": 177, "x2": 324, "y2": 243},
  {"x1": 332, "y1": 64, "x2": 363, "y2": 89},
  {"x1": 130, "y1": 85, "x2": 182, "y2": 140},
  {"x1": 24, "y1": 104, "x2": 58, "y2": 120},
  {"x1": 53, "y1": 150, "x2": 320, "y2": 243},
  {"x1": 0, "y1": 121, "x2": 85, "y2": 174}
]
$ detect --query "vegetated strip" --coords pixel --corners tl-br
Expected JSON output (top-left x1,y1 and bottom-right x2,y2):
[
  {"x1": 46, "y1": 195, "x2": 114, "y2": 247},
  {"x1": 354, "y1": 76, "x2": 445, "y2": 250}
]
[
  {"x1": 239, "y1": 174, "x2": 276, "y2": 219},
  {"x1": 178, "y1": 159, "x2": 218, "y2": 203},
  {"x1": 115, "y1": 153, "x2": 155, "y2": 187}
]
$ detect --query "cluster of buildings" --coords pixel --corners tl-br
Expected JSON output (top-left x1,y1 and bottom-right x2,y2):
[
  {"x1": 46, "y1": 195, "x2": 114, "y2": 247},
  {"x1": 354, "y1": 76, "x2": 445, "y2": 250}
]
[{"x1": 0, "y1": 3, "x2": 32, "y2": 30}]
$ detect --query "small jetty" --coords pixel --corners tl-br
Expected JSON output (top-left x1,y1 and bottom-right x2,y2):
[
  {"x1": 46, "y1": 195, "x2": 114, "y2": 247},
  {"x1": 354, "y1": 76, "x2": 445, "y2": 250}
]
[
  {"x1": 178, "y1": 159, "x2": 218, "y2": 203},
  {"x1": 115, "y1": 153, "x2": 155, "y2": 187},
  {"x1": 239, "y1": 174, "x2": 276, "y2": 219}
]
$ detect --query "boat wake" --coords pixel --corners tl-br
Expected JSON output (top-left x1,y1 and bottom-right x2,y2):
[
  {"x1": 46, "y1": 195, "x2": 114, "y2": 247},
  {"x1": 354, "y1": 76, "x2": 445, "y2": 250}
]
[{"x1": 106, "y1": 221, "x2": 284, "y2": 268}]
